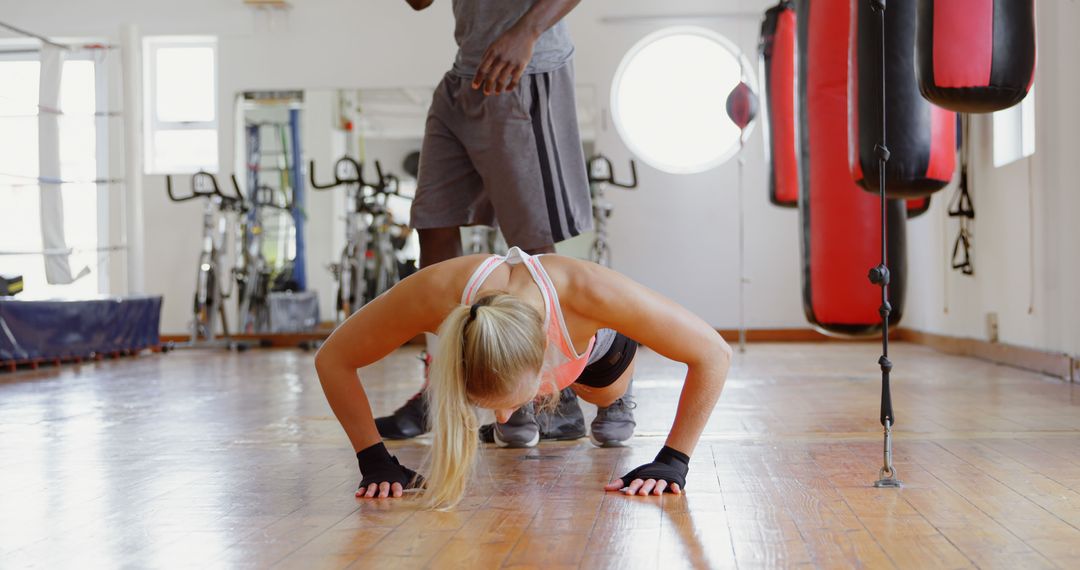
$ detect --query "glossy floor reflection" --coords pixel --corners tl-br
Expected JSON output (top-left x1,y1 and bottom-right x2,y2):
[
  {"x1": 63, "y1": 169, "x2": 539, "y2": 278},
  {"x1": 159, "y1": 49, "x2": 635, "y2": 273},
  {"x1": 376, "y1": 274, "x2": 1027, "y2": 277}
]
[{"x1": 2, "y1": 342, "x2": 1079, "y2": 568}]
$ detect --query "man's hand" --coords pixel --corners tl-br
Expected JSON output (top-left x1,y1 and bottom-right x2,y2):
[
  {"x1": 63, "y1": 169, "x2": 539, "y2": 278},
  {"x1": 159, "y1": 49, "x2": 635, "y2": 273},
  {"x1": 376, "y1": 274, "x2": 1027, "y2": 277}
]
[{"x1": 472, "y1": 25, "x2": 538, "y2": 95}]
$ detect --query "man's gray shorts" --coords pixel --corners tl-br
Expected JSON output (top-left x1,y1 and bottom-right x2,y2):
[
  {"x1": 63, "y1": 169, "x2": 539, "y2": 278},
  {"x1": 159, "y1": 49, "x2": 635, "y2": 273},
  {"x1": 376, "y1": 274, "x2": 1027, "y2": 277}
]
[{"x1": 410, "y1": 62, "x2": 592, "y2": 250}]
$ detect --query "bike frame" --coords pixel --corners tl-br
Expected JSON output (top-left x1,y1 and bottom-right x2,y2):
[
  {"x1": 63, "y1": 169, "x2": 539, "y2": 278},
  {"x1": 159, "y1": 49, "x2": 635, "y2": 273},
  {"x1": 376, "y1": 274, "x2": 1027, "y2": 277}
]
[{"x1": 587, "y1": 156, "x2": 638, "y2": 268}]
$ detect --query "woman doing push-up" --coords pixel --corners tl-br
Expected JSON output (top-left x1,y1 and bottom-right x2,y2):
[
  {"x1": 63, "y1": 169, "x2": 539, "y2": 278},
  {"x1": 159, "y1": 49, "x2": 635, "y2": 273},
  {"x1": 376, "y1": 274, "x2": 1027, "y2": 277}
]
[{"x1": 315, "y1": 247, "x2": 731, "y2": 509}]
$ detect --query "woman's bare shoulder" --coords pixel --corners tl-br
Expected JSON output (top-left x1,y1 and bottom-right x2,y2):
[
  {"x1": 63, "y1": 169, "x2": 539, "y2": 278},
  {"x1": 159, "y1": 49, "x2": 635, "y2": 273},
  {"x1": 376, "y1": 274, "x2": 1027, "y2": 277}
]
[
  {"x1": 400, "y1": 253, "x2": 491, "y2": 298},
  {"x1": 536, "y1": 255, "x2": 613, "y2": 319}
]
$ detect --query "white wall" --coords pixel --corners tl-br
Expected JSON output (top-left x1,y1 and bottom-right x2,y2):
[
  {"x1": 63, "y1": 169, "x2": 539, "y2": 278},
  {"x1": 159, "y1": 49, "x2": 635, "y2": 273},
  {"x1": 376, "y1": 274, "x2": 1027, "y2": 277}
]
[{"x1": 3, "y1": 0, "x2": 1077, "y2": 358}]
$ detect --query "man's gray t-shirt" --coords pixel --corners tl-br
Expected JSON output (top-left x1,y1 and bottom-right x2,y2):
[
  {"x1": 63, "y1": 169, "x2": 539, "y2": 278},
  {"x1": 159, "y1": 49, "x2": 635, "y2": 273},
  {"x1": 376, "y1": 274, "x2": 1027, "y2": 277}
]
[{"x1": 452, "y1": 0, "x2": 574, "y2": 77}]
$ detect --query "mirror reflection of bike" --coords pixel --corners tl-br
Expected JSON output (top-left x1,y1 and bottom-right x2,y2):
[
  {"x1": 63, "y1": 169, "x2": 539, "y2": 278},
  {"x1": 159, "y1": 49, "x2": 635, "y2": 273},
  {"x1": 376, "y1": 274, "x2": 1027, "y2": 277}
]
[
  {"x1": 310, "y1": 157, "x2": 416, "y2": 322},
  {"x1": 586, "y1": 155, "x2": 638, "y2": 268},
  {"x1": 230, "y1": 176, "x2": 293, "y2": 334}
]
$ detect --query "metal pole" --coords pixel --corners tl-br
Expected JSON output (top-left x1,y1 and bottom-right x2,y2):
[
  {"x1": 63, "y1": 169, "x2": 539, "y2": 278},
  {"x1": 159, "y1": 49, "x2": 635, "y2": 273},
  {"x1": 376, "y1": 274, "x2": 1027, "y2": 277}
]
[
  {"x1": 122, "y1": 24, "x2": 145, "y2": 294},
  {"x1": 869, "y1": 0, "x2": 900, "y2": 489}
]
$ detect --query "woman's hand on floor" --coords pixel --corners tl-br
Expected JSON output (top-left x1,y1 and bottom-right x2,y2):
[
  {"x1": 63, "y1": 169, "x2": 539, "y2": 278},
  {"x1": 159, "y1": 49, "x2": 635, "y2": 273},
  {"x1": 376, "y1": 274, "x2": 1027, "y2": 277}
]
[
  {"x1": 604, "y1": 448, "x2": 690, "y2": 496},
  {"x1": 604, "y1": 477, "x2": 682, "y2": 496},
  {"x1": 355, "y1": 442, "x2": 424, "y2": 499},
  {"x1": 357, "y1": 481, "x2": 408, "y2": 499}
]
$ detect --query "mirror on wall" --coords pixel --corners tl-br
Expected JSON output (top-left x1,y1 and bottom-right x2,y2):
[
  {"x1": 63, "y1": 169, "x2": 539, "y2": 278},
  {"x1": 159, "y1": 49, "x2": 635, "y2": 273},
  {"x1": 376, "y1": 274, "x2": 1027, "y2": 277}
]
[
  {"x1": 306, "y1": 84, "x2": 600, "y2": 261},
  {"x1": 236, "y1": 84, "x2": 601, "y2": 327},
  {"x1": 235, "y1": 90, "x2": 303, "y2": 291}
]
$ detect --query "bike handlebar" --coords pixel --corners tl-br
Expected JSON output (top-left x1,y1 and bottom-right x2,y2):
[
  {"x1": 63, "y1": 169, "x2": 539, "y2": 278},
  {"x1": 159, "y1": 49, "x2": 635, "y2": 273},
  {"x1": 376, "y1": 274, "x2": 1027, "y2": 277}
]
[
  {"x1": 309, "y1": 157, "x2": 412, "y2": 199},
  {"x1": 166, "y1": 171, "x2": 242, "y2": 205},
  {"x1": 231, "y1": 175, "x2": 293, "y2": 211},
  {"x1": 310, "y1": 157, "x2": 381, "y2": 189},
  {"x1": 229, "y1": 175, "x2": 249, "y2": 210},
  {"x1": 587, "y1": 155, "x2": 639, "y2": 189},
  {"x1": 310, "y1": 157, "x2": 361, "y2": 190}
]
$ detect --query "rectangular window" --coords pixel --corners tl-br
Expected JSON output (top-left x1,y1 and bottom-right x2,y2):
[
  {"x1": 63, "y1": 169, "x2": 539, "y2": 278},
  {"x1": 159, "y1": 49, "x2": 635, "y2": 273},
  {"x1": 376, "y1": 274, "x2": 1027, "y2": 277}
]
[
  {"x1": 143, "y1": 36, "x2": 218, "y2": 173},
  {"x1": 0, "y1": 47, "x2": 108, "y2": 298},
  {"x1": 993, "y1": 86, "x2": 1036, "y2": 167}
]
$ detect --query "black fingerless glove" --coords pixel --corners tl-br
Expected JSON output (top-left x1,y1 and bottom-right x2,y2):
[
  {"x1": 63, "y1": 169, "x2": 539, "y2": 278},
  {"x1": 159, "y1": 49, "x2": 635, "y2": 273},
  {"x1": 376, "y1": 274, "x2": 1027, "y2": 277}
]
[
  {"x1": 618, "y1": 446, "x2": 690, "y2": 491},
  {"x1": 356, "y1": 442, "x2": 425, "y2": 490}
]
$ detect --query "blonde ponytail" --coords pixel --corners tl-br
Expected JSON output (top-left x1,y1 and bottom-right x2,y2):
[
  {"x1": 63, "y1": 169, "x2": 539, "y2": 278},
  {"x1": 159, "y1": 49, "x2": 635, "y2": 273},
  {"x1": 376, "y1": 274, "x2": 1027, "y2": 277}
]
[{"x1": 423, "y1": 293, "x2": 546, "y2": 510}]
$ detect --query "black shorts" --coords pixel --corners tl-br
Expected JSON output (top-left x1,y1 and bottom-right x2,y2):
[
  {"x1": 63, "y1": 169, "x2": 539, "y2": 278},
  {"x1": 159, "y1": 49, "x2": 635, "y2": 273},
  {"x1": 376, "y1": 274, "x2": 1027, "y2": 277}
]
[{"x1": 574, "y1": 332, "x2": 638, "y2": 389}]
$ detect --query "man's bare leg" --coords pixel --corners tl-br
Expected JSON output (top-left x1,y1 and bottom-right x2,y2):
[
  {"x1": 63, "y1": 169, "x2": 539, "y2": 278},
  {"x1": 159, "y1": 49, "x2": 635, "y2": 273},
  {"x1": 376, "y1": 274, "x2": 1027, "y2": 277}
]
[{"x1": 375, "y1": 227, "x2": 463, "y2": 439}]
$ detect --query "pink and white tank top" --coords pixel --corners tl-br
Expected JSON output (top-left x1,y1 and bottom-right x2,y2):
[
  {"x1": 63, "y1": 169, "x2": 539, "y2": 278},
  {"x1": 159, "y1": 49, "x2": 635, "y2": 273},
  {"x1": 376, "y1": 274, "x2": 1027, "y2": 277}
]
[{"x1": 461, "y1": 247, "x2": 595, "y2": 392}]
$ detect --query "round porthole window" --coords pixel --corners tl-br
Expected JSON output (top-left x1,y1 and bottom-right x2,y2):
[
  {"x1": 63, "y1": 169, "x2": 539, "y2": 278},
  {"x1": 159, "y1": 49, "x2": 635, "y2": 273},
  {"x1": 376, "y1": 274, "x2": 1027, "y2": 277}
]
[{"x1": 611, "y1": 26, "x2": 755, "y2": 175}]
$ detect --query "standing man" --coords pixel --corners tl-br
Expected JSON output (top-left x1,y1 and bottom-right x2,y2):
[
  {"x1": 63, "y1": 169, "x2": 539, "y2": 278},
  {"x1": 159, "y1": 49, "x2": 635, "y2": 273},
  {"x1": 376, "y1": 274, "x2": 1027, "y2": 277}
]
[{"x1": 375, "y1": 0, "x2": 637, "y2": 448}]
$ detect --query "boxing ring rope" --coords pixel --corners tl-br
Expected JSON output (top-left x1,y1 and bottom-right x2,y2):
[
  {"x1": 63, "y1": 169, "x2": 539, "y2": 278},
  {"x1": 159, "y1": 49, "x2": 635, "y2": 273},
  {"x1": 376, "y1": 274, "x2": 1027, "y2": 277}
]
[{"x1": 0, "y1": 19, "x2": 138, "y2": 294}]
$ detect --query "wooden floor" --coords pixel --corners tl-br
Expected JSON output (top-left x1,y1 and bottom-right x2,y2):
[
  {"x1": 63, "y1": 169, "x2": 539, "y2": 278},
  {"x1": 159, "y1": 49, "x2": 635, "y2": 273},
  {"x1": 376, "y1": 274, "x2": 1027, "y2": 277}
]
[{"x1": 2, "y1": 342, "x2": 1079, "y2": 569}]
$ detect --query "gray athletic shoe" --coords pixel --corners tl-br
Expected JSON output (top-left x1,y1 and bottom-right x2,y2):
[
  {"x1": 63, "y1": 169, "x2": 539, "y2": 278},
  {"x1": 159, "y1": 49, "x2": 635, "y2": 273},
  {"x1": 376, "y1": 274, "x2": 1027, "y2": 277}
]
[
  {"x1": 590, "y1": 396, "x2": 637, "y2": 447},
  {"x1": 493, "y1": 403, "x2": 540, "y2": 448},
  {"x1": 538, "y1": 387, "x2": 587, "y2": 441}
]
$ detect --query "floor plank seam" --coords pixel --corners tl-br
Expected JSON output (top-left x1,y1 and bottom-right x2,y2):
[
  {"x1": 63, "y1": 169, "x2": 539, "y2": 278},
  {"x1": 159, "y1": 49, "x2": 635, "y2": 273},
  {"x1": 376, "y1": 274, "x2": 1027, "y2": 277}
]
[
  {"x1": 937, "y1": 440, "x2": 1080, "y2": 536},
  {"x1": 920, "y1": 442, "x2": 1060, "y2": 568}
]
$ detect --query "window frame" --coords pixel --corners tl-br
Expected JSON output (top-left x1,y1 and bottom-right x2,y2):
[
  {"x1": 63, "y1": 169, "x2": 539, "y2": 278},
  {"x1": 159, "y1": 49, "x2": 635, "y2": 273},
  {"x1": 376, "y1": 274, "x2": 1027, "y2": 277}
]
[
  {"x1": 142, "y1": 35, "x2": 219, "y2": 174},
  {"x1": 610, "y1": 25, "x2": 756, "y2": 175},
  {"x1": 992, "y1": 85, "x2": 1036, "y2": 168}
]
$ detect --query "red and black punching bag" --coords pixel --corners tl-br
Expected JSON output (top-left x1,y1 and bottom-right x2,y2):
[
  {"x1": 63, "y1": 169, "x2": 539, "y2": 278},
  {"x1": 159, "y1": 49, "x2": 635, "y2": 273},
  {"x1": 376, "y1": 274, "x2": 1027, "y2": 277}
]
[
  {"x1": 797, "y1": 0, "x2": 906, "y2": 337},
  {"x1": 916, "y1": 0, "x2": 1037, "y2": 113},
  {"x1": 759, "y1": 1, "x2": 799, "y2": 208},
  {"x1": 852, "y1": 0, "x2": 956, "y2": 198},
  {"x1": 907, "y1": 197, "x2": 931, "y2": 219}
]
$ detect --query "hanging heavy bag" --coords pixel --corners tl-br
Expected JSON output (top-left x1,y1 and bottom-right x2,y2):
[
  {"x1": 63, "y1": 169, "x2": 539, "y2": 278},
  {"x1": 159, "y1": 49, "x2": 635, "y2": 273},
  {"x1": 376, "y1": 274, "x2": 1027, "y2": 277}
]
[
  {"x1": 759, "y1": 1, "x2": 799, "y2": 207},
  {"x1": 906, "y1": 197, "x2": 931, "y2": 219},
  {"x1": 796, "y1": 0, "x2": 907, "y2": 337},
  {"x1": 853, "y1": 0, "x2": 956, "y2": 198},
  {"x1": 915, "y1": 0, "x2": 1037, "y2": 113}
]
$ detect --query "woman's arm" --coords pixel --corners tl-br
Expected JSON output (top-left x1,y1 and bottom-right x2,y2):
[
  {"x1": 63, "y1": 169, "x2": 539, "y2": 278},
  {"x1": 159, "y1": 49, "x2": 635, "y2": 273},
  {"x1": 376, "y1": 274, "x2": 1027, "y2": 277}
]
[
  {"x1": 565, "y1": 259, "x2": 732, "y2": 492},
  {"x1": 314, "y1": 269, "x2": 448, "y2": 453}
]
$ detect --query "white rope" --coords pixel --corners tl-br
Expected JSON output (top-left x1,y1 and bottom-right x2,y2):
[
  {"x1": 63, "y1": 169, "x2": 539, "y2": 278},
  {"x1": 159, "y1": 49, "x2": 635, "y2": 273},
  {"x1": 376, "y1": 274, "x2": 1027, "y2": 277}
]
[
  {"x1": 737, "y1": 139, "x2": 747, "y2": 354},
  {"x1": 0, "y1": 172, "x2": 124, "y2": 186},
  {"x1": 0, "y1": 245, "x2": 127, "y2": 256}
]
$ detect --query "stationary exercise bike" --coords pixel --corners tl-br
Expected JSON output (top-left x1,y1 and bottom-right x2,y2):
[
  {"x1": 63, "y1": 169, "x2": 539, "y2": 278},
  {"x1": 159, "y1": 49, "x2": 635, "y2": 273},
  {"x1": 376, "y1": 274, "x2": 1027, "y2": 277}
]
[
  {"x1": 310, "y1": 157, "x2": 413, "y2": 321},
  {"x1": 586, "y1": 155, "x2": 638, "y2": 267},
  {"x1": 166, "y1": 172, "x2": 247, "y2": 349},
  {"x1": 230, "y1": 176, "x2": 292, "y2": 334}
]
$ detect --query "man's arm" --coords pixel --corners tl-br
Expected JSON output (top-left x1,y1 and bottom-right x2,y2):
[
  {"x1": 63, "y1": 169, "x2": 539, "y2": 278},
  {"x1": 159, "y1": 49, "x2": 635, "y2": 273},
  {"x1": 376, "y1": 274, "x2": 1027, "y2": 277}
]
[
  {"x1": 404, "y1": 0, "x2": 433, "y2": 11},
  {"x1": 472, "y1": 0, "x2": 582, "y2": 95},
  {"x1": 514, "y1": 0, "x2": 581, "y2": 39}
]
